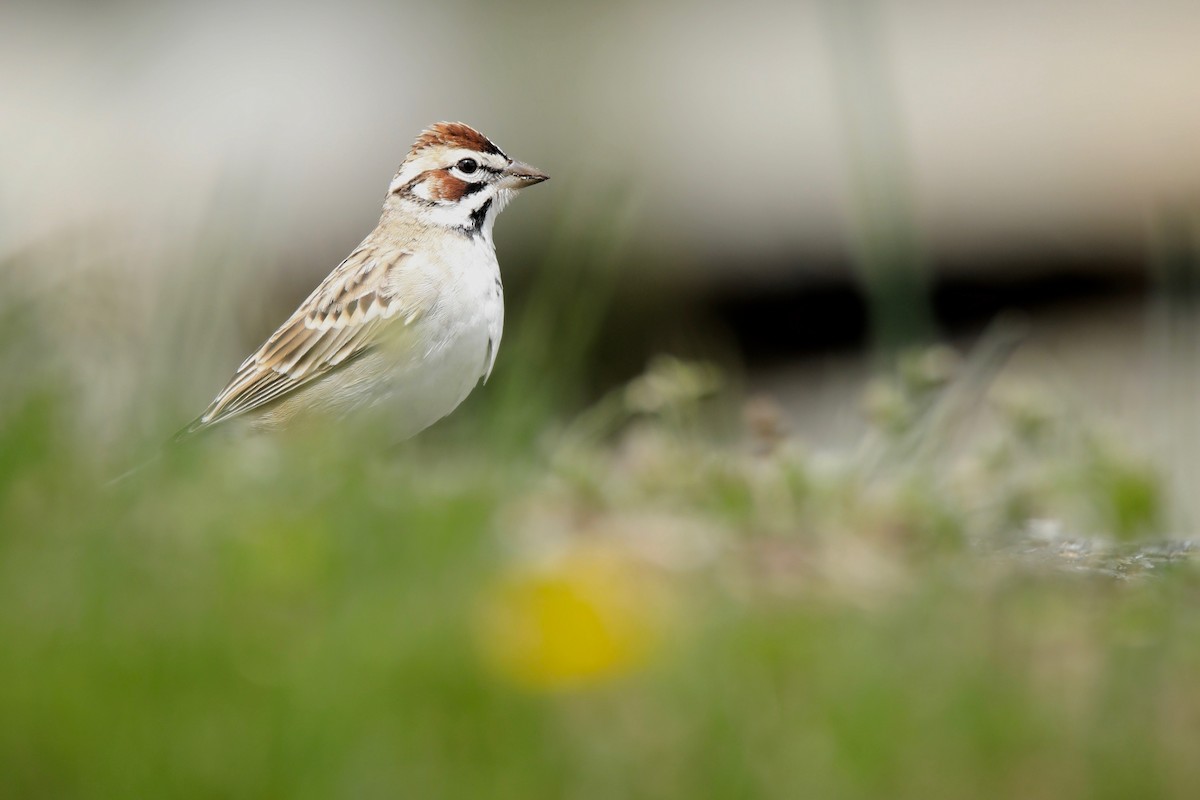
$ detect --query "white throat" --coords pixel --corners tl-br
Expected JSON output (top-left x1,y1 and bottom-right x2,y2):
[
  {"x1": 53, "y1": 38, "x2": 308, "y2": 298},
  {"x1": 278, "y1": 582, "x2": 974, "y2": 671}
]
[{"x1": 400, "y1": 187, "x2": 516, "y2": 245}]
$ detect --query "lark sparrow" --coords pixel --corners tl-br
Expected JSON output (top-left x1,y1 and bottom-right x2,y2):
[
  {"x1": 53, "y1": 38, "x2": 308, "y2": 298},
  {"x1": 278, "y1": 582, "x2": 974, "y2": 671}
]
[{"x1": 181, "y1": 122, "x2": 548, "y2": 440}]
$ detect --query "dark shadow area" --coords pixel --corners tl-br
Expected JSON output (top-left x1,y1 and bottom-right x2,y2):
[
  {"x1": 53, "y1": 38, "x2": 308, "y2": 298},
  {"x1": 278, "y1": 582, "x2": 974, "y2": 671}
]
[{"x1": 707, "y1": 254, "x2": 1148, "y2": 365}]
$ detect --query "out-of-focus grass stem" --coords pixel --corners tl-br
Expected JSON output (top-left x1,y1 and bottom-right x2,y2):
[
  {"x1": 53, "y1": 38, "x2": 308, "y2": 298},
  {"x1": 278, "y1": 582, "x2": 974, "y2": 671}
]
[
  {"x1": 821, "y1": 0, "x2": 934, "y2": 355},
  {"x1": 1148, "y1": 204, "x2": 1200, "y2": 531}
]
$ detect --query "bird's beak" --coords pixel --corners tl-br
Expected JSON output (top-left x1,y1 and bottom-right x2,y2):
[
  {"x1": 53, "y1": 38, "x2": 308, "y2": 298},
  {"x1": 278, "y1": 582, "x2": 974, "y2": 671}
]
[{"x1": 500, "y1": 160, "x2": 549, "y2": 189}]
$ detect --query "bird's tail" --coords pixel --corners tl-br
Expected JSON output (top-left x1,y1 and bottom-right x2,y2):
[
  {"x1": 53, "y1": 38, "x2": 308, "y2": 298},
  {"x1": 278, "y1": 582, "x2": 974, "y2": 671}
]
[{"x1": 105, "y1": 449, "x2": 165, "y2": 487}]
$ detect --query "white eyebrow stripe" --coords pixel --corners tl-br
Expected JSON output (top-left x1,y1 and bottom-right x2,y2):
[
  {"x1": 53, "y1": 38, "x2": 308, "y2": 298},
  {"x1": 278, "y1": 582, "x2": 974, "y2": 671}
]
[{"x1": 388, "y1": 148, "x2": 508, "y2": 194}]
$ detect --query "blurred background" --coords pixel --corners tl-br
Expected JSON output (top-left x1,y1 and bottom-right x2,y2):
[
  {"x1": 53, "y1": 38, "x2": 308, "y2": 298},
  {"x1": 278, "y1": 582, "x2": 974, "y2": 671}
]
[
  {"x1": 6, "y1": 2, "x2": 1200, "y2": 796},
  {"x1": 6, "y1": 0, "x2": 1200, "y2": 445}
]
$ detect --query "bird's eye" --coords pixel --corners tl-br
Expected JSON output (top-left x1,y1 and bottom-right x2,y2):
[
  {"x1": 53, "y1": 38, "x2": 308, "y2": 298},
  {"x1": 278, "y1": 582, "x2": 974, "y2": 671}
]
[{"x1": 456, "y1": 158, "x2": 478, "y2": 174}]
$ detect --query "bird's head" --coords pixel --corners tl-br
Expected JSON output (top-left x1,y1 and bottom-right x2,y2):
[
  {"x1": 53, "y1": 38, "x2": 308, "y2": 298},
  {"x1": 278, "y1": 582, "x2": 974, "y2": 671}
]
[{"x1": 386, "y1": 122, "x2": 548, "y2": 237}]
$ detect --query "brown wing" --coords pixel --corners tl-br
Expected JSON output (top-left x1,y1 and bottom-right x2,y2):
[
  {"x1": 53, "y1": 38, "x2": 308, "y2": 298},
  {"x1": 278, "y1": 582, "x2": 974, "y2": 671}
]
[{"x1": 183, "y1": 243, "x2": 424, "y2": 434}]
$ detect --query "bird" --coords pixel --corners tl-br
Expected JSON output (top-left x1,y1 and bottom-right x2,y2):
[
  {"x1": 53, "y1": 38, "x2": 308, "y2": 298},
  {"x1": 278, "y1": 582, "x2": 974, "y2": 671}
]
[{"x1": 180, "y1": 121, "x2": 548, "y2": 441}]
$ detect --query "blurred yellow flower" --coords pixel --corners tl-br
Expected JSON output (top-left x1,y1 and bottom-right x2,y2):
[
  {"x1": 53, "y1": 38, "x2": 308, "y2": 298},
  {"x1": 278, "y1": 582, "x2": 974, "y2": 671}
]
[{"x1": 477, "y1": 547, "x2": 666, "y2": 689}]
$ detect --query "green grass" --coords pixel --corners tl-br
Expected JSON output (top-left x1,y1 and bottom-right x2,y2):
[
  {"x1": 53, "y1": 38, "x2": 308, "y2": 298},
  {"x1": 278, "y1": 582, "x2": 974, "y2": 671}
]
[
  {"x1": 2, "y1": 342, "x2": 1200, "y2": 798},
  {"x1": 3, "y1": 210, "x2": 1199, "y2": 796}
]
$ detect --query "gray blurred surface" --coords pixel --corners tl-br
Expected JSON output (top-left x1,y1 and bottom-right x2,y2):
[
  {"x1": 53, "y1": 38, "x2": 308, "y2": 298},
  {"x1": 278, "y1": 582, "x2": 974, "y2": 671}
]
[{"x1": 4, "y1": 0, "x2": 1200, "y2": 283}]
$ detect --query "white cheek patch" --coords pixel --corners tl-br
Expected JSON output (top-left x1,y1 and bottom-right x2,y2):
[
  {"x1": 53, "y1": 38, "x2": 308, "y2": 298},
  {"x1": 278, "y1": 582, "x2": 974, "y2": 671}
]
[
  {"x1": 411, "y1": 180, "x2": 434, "y2": 202},
  {"x1": 422, "y1": 203, "x2": 477, "y2": 229}
]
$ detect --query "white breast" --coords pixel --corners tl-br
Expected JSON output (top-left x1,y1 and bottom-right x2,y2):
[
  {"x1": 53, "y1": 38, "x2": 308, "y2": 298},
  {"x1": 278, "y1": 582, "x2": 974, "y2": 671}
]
[{"x1": 379, "y1": 232, "x2": 504, "y2": 437}]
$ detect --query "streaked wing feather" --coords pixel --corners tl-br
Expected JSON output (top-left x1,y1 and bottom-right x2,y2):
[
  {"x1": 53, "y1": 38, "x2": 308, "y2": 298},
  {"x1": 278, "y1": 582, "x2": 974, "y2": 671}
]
[{"x1": 194, "y1": 245, "x2": 420, "y2": 428}]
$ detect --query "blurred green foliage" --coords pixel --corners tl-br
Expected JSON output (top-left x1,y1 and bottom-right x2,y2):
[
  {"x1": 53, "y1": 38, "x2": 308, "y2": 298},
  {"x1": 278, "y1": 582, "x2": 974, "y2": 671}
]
[
  {"x1": 2, "y1": 336, "x2": 1199, "y2": 798},
  {"x1": 2, "y1": 207, "x2": 1199, "y2": 797}
]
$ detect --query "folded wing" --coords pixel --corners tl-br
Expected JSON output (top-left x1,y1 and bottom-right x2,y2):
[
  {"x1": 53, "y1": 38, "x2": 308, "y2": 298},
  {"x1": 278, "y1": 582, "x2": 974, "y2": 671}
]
[{"x1": 183, "y1": 244, "x2": 424, "y2": 434}]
